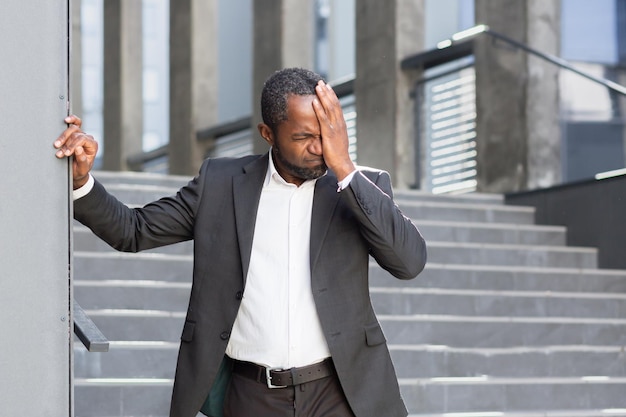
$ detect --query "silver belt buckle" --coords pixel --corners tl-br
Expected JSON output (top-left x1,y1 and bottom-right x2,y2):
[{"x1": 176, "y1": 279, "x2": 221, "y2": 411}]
[{"x1": 265, "y1": 367, "x2": 287, "y2": 389}]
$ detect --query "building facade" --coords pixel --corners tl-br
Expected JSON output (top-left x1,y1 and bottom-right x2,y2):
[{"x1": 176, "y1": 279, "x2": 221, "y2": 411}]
[{"x1": 76, "y1": 0, "x2": 626, "y2": 193}]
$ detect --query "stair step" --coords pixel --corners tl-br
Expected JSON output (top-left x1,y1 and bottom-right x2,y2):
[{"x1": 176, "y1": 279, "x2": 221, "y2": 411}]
[
  {"x1": 369, "y1": 263, "x2": 626, "y2": 293},
  {"x1": 84, "y1": 309, "x2": 185, "y2": 342},
  {"x1": 418, "y1": 220, "x2": 566, "y2": 245},
  {"x1": 74, "y1": 341, "x2": 178, "y2": 379},
  {"x1": 74, "y1": 379, "x2": 626, "y2": 417},
  {"x1": 397, "y1": 200, "x2": 535, "y2": 224},
  {"x1": 85, "y1": 309, "x2": 626, "y2": 346},
  {"x1": 394, "y1": 190, "x2": 504, "y2": 206},
  {"x1": 74, "y1": 224, "x2": 567, "y2": 262},
  {"x1": 75, "y1": 220, "x2": 566, "y2": 250},
  {"x1": 93, "y1": 170, "x2": 189, "y2": 188},
  {"x1": 74, "y1": 226, "x2": 193, "y2": 255},
  {"x1": 73, "y1": 242, "x2": 597, "y2": 285},
  {"x1": 85, "y1": 187, "x2": 534, "y2": 224},
  {"x1": 80, "y1": 282, "x2": 626, "y2": 320},
  {"x1": 93, "y1": 174, "x2": 507, "y2": 207},
  {"x1": 371, "y1": 288, "x2": 626, "y2": 318},
  {"x1": 92, "y1": 183, "x2": 183, "y2": 206},
  {"x1": 400, "y1": 378, "x2": 626, "y2": 414},
  {"x1": 74, "y1": 341, "x2": 626, "y2": 381},
  {"x1": 74, "y1": 252, "x2": 192, "y2": 282},
  {"x1": 378, "y1": 315, "x2": 626, "y2": 347},
  {"x1": 93, "y1": 171, "x2": 506, "y2": 206},
  {"x1": 389, "y1": 345, "x2": 626, "y2": 378},
  {"x1": 75, "y1": 280, "x2": 191, "y2": 311},
  {"x1": 408, "y1": 411, "x2": 626, "y2": 417},
  {"x1": 74, "y1": 378, "x2": 172, "y2": 417},
  {"x1": 426, "y1": 241, "x2": 597, "y2": 268}
]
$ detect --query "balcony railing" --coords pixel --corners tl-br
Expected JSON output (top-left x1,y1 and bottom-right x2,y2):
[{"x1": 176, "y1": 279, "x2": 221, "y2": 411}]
[{"x1": 402, "y1": 24, "x2": 626, "y2": 194}]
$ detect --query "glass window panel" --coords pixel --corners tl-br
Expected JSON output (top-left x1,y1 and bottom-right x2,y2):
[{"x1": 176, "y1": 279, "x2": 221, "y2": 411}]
[{"x1": 561, "y1": 0, "x2": 617, "y2": 64}]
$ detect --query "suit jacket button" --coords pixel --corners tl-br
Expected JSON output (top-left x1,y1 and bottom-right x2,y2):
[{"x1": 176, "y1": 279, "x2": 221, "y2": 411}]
[
  {"x1": 220, "y1": 331, "x2": 230, "y2": 340},
  {"x1": 236, "y1": 291, "x2": 243, "y2": 300}
]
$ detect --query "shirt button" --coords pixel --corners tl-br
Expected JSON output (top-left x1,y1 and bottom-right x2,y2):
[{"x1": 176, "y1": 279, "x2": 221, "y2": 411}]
[
  {"x1": 235, "y1": 291, "x2": 243, "y2": 300},
  {"x1": 220, "y1": 331, "x2": 230, "y2": 340}
]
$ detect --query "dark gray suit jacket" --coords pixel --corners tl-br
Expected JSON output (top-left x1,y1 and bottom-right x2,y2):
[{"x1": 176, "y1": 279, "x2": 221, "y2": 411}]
[{"x1": 74, "y1": 153, "x2": 427, "y2": 417}]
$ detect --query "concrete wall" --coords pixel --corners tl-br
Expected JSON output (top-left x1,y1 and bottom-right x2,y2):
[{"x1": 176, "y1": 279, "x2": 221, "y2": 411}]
[
  {"x1": 506, "y1": 174, "x2": 626, "y2": 269},
  {"x1": 0, "y1": 0, "x2": 73, "y2": 415}
]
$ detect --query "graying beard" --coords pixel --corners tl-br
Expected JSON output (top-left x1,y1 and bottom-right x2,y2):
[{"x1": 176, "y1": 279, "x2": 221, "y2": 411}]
[{"x1": 273, "y1": 146, "x2": 326, "y2": 180}]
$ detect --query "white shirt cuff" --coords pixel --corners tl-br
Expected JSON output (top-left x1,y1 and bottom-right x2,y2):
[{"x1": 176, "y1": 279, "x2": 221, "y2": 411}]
[
  {"x1": 73, "y1": 174, "x2": 95, "y2": 201},
  {"x1": 336, "y1": 170, "x2": 357, "y2": 192}
]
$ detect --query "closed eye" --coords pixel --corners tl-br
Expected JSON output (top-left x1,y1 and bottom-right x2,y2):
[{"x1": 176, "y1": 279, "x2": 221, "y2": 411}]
[{"x1": 292, "y1": 133, "x2": 320, "y2": 140}]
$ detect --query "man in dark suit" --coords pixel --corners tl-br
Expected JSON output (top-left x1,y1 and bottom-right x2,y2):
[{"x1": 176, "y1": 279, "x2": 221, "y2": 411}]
[{"x1": 54, "y1": 68, "x2": 427, "y2": 417}]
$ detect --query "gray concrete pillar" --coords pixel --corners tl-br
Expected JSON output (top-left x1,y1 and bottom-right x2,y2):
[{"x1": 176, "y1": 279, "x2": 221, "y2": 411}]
[
  {"x1": 1, "y1": 1, "x2": 72, "y2": 414},
  {"x1": 526, "y1": 0, "x2": 561, "y2": 189},
  {"x1": 474, "y1": 0, "x2": 561, "y2": 192},
  {"x1": 251, "y1": 0, "x2": 316, "y2": 155},
  {"x1": 355, "y1": 0, "x2": 425, "y2": 189},
  {"x1": 169, "y1": 0, "x2": 218, "y2": 175},
  {"x1": 102, "y1": 0, "x2": 143, "y2": 171}
]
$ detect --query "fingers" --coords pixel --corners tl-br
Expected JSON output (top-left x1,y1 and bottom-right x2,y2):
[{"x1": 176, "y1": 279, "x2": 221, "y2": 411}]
[
  {"x1": 314, "y1": 82, "x2": 340, "y2": 128},
  {"x1": 314, "y1": 81, "x2": 340, "y2": 118},
  {"x1": 54, "y1": 125, "x2": 96, "y2": 159},
  {"x1": 53, "y1": 115, "x2": 98, "y2": 187},
  {"x1": 312, "y1": 81, "x2": 355, "y2": 179},
  {"x1": 73, "y1": 144, "x2": 93, "y2": 181},
  {"x1": 65, "y1": 114, "x2": 82, "y2": 128},
  {"x1": 313, "y1": 81, "x2": 347, "y2": 136},
  {"x1": 55, "y1": 130, "x2": 85, "y2": 158},
  {"x1": 54, "y1": 114, "x2": 84, "y2": 154},
  {"x1": 74, "y1": 145, "x2": 87, "y2": 162}
]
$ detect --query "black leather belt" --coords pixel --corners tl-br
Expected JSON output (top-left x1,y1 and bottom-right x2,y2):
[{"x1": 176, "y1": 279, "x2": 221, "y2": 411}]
[{"x1": 231, "y1": 357, "x2": 335, "y2": 389}]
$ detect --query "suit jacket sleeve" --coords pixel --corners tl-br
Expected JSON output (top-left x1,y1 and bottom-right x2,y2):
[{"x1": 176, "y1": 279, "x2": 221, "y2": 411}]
[
  {"x1": 73, "y1": 166, "x2": 204, "y2": 252},
  {"x1": 343, "y1": 170, "x2": 426, "y2": 279}
]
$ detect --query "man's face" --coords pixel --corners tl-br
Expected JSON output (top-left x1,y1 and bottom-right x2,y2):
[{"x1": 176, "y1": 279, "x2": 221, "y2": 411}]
[{"x1": 268, "y1": 94, "x2": 327, "y2": 185}]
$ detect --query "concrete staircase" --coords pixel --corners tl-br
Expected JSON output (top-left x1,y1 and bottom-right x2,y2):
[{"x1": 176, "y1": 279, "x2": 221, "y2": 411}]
[{"x1": 73, "y1": 171, "x2": 626, "y2": 417}]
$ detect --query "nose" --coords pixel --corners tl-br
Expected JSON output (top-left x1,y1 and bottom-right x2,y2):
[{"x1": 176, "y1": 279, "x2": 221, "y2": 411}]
[{"x1": 308, "y1": 136, "x2": 322, "y2": 156}]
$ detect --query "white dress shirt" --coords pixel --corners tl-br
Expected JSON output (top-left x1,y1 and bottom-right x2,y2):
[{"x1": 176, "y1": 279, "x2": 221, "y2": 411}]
[{"x1": 225, "y1": 154, "x2": 332, "y2": 368}]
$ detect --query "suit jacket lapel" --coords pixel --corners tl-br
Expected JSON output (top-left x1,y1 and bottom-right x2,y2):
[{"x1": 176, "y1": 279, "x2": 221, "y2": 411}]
[
  {"x1": 310, "y1": 173, "x2": 341, "y2": 272},
  {"x1": 233, "y1": 153, "x2": 268, "y2": 285}
]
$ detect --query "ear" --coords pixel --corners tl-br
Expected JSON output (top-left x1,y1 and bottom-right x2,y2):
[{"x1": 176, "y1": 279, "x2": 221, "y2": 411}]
[{"x1": 257, "y1": 123, "x2": 274, "y2": 147}]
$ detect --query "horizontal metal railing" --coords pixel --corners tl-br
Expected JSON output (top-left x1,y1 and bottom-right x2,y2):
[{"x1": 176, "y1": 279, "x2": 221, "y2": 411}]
[
  {"x1": 402, "y1": 24, "x2": 626, "y2": 97},
  {"x1": 74, "y1": 300, "x2": 109, "y2": 352},
  {"x1": 126, "y1": 79, "x2": 356, "y2": 171}
]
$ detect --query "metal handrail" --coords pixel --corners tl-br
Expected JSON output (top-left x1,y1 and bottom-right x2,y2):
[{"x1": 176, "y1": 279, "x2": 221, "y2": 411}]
[
  {"x1": 74, "y1": 300, "x2": 109, "y2": 352},
  {"x1": 196, "y1": 115, "x2": 252, "y2": 142},
  {"x1": 402, "y1": 24, "x2": 626, "y2": 97},
  {"x1": 127, "y1": 144, "x2": 169, "y2": 170},
  {"x1": 485, "y1": 26, "x2": 626, "y2": 96}
]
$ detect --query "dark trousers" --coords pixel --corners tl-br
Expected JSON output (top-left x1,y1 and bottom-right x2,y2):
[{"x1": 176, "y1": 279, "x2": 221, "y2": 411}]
[{"x1": 223, "y1": 371, "x2": 356, "y2": 417}]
